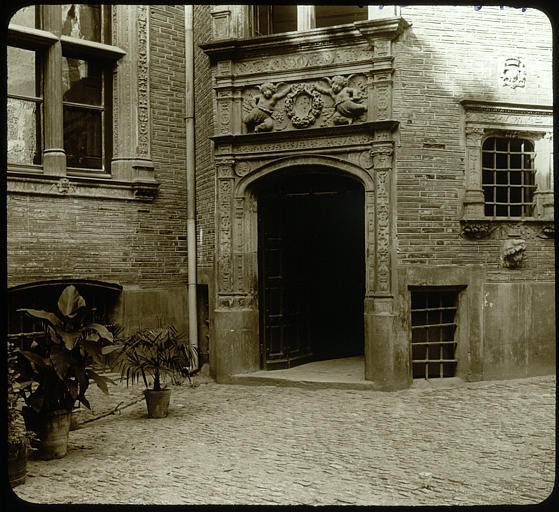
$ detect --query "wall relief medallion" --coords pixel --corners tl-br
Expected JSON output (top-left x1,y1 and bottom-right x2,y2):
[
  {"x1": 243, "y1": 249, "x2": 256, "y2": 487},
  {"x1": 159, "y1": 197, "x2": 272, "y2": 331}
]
[
  {"x1": 501, "y1": 57, "x2": 526, "y2": 89},
  {"x1": 284, "y1": 83, "x2": 324, "y2": 129}
]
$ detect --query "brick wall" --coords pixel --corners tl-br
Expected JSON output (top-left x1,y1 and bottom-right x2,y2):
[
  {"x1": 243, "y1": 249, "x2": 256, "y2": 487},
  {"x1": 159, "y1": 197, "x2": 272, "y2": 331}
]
[
  {"x1": 7, "y1": 5, "x2": 190, "y2": 290},
  {"x1": 194, "y1": 4, "x2": 216, "y2": 268},
  {"x1": 393, "y1": 5, "x2": 554, "y2": 282}
]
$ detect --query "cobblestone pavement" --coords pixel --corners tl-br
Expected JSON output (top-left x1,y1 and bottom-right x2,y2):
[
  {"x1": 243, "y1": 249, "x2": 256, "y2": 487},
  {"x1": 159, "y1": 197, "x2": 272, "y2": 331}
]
[{"x1": 11, "y1": 374, "x2": 556, "y2": 506}]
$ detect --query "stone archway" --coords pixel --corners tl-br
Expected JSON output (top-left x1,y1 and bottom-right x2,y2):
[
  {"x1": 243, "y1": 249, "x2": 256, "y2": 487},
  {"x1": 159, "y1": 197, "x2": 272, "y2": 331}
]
[
  {"x1": 213, "y1": 154, "x2": 388, "y2": 382},
  {"x1": 252, "y1": 166, "x2": 366, "y2": 370}
]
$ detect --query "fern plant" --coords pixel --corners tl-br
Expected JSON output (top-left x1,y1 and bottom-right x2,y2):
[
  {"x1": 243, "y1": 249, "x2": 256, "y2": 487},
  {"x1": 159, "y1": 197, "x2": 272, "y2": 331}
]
[{"x1": 115, "y1": 325, "x2": 197, "y2": 391}]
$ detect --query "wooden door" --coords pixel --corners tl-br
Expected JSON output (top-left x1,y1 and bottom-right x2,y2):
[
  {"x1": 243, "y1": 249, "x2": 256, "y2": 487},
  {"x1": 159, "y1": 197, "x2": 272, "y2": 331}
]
[{"x1": 259, "y1": 195, "x2": 313, "y2": 369}]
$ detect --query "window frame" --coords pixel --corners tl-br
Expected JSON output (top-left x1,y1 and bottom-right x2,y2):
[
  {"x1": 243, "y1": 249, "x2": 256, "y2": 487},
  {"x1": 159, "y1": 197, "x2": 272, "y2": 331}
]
[
  {"x1": 461, "y1": 100, "x2": 553, "y2": 223},
  {"x1": 7, "y1": 5, "x2": 123, "y2": 177}
]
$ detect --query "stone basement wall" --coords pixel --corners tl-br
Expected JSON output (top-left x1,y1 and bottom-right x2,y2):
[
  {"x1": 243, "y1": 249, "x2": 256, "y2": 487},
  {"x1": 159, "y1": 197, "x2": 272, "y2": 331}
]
[
  {"x1": 392, "y1": 6, "x2": 555, "y2": 380},
  {"x1": 7, "y1": 5, "x2": 192, "y2": 332}
]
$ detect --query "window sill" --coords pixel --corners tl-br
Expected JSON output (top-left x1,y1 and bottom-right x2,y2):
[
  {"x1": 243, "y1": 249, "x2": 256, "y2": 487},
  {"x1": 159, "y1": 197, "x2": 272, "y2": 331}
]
[
  {"x1": 460, "y1": 217, "x2": 554, "y2": 240},
  {"x1": 6, "y1": 170, "x2": 159, "y2": 202}
]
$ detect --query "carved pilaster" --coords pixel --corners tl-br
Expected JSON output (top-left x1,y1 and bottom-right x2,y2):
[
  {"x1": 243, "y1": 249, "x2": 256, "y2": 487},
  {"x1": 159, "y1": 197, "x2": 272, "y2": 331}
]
[
  {"x1": 356, "y1": 17, "x2": 407, "y2": 122},
  {"x1": 216, "y1": 160, "x2": 236, "y2": 293},
  {"x1": 463, "y1": 126, "x2": 486, "y2": 219},
  {"x1": 371, "y1": 136, "x2": 394, "y2": 294},
  {"x1": 111, "y1": 5, "x2": 156, "y2": 184}
]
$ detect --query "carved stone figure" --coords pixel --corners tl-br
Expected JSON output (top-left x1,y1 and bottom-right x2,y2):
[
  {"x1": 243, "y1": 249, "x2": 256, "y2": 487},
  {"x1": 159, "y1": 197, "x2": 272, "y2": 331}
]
[
  {"x1": 243, "y1": 82, "x2": 290, "y2": 133},
  {"x1": 501, "y1": 239, "x2": 526, "y2": 269},
  {"x1": 315, "y1": 75, "x2": 367, "y2": 125}
]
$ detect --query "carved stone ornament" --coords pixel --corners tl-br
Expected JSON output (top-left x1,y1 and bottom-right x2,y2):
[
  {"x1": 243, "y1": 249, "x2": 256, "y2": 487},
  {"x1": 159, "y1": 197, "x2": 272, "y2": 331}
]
[
  {"x1": 461, "y1": 221, "x2": 495, "y2": 239},
  {"x1": 501, "y1": 239, "x2": 526, "y2": 269},
  {"x1": 243, "y1": 82, "x2": 291, "y2": 133},
  {"x1": 501, "y1": 57, "x2": 526, "y2": 89},
  {"x1": 284, "y1": 83, "x2": 324, "y2": 129},
  {"x1": 55, "y1": 178, "x2": 72, "y2": 194},
  {"x1": 540, "y1": 222, "x2": 555, "y2": 239},
  {"x1": 313, "y1": 75, "x2": 367, "y2": 126}
]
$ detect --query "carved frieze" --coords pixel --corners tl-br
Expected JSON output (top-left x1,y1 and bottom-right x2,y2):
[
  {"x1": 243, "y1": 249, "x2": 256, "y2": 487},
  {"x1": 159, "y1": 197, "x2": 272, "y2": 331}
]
[
  {"x1": 216, "y1": 294, "x2": 255, "y2": 310},
  {"x1": 461, "y1": 219, "x2": 556, "y2": 241},
  {"x1": 241, "y1": 74, "x2": 368, "y2": 133},
  {"x1": 234, "y1": 47, "x2": 372, "y2": 76}
]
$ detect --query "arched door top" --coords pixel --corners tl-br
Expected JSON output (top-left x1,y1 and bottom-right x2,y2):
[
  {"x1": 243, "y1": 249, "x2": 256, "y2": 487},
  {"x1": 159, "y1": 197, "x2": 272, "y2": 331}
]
[{"x1": 236, "y1": 154, "x2": 374, "y2": 197}]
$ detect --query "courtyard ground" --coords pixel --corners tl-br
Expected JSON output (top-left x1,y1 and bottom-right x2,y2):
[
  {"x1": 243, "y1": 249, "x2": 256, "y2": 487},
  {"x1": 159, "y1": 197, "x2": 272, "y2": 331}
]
[{"x1": 10, "y1": 372, "x2": 556, "y2": 506}]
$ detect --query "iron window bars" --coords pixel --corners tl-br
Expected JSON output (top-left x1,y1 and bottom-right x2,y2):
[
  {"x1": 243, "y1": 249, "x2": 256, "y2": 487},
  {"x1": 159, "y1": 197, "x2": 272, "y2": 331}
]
[
  {"x1": 411, "y1": 289, "x2": 460, "y2": 379},
  {"x1": 482, "y1": 137, "x2": 536, "y2": 217}
]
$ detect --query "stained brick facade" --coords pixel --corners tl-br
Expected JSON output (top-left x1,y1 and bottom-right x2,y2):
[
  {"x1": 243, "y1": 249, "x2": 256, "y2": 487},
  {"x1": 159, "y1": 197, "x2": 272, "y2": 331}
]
[{"x1": 6, "y1": 5, "x2": 555, "y2": 388}]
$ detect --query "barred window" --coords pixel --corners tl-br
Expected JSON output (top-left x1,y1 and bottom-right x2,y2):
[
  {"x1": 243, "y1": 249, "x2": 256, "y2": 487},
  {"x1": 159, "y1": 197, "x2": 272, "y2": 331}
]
[
  {"x1": 482, "y1": 137, "x2": 536, "y2": 217},
  {"x1": 411, "y1": 289, "x2": 459, "y2": 379}
]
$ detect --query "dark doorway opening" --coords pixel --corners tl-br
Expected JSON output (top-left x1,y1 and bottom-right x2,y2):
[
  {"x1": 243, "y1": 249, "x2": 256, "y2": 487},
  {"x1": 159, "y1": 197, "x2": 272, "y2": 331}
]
[{"x1": 256, "y1": 169, "x2": 365, "y2": 370}]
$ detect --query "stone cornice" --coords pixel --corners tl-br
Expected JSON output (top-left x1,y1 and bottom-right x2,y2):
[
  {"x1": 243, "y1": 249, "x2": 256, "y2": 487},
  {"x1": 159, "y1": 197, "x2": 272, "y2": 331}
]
[
  {"x1": 201, "y1": 18, "x2": 408, "y2": 62},
  {"x1": 7, "y1": 171, "x2": 159, "y2": 202},
  {"x1": 461, "y1": 100, "x2": 553, "y2": 117},
  {"x1": 210, "y1": 120, "x2": 399, "y2": 147}
]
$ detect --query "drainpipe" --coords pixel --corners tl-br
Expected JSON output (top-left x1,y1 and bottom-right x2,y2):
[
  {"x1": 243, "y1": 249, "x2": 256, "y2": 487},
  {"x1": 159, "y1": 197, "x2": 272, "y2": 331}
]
[{"x1": 185, "y1": 4, "x2": 198, "y2": 369}]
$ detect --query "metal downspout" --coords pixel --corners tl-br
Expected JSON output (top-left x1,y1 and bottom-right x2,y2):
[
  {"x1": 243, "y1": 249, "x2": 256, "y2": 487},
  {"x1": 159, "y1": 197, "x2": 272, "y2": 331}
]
[{"x1": 185, "y1": 5, "x2": 198, "y2": 368}]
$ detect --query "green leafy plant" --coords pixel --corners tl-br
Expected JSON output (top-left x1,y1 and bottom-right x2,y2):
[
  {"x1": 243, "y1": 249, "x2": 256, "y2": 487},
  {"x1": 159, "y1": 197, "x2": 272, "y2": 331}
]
[
  {"x1": 7, "y1": 339, "x2": 35, "y2": 457},
  {"x1": 15, "y1": 285, "x2": 118, "y2": 429},
  {"x1": 115, "y1": 325, "x2": 197, "y2": 391}
]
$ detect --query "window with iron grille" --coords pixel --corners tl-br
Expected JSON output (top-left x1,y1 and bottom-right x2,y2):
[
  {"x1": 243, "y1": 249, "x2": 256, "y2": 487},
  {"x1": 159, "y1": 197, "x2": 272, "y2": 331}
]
[
  {"x1": 410, "y1": 289, "x2": 460, "y2": 379},
  {"x1": 482, "y1": 137, "x2": 536, "y2": 217}
]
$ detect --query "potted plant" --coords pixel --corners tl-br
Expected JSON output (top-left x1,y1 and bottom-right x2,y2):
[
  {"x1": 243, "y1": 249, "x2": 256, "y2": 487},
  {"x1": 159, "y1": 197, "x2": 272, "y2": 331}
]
[
  {"x1": 15, "y1": 285, "x2": 117, "y2": 459},
  {"x1": 115, "y1": 325, "x2": 197, "y2": 418},
  {"x1": 7, "y1": 339, "x2": 35, "y2": 487}
]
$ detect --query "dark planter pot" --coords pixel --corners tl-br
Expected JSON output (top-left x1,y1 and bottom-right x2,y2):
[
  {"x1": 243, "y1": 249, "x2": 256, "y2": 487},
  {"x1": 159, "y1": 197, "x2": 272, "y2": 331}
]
[
  {"x1": 8, "y1": 444, "x2": 28, "y2": 488},
  {"x1": 37, "y1": 410, "x2": 72, "y2": 460},
  {"x1": 144, "y1": 389, "x2": 171, "y2": 418}
]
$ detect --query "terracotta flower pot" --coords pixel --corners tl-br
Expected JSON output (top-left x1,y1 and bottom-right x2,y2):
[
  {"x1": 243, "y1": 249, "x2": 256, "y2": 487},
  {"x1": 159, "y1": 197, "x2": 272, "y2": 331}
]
[
  {"x1": 144, "y1": 389, "x2": 171, "y2": 418},
  {"x1": 37, "y1": 410, "x2": 72, "y2": 459},
  {"x1": 8, "y1": 443, "x2": 28, "y2": 488}
]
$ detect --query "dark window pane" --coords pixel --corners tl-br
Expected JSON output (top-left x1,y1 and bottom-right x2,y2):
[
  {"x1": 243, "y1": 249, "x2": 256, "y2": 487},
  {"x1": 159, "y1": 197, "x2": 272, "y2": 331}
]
[
  {"x1": 495, "y1": 152, "x2": 507, "y2": 169},
  {"x1": 62, "y1": 59, "x2": 103, "y2": 105},
  {"x1": 7, "y1": 98, "x2": 41, "y2": 165},
  {"x1": 64, "y1": 107, "x2": 103, "y2": 169},
  {"x1": 509, "y1": 205, "x2": 522, "y2": 217},
  {"x1": 62, "y1": 4, "x2": 101, "y2": 42},
  {"x1": 482, "y1": 151, "x2": 494, "y2": 169},
  {"x1": 496, "y1": 170, "x2": 508, "y2": 184},
  {"x1": 315, "y1": 5, "x2": 367, "y2": 28},
  {"x1": 509, "y1": 138, "x2": 522, "y2": 152},
  {"x1": 482, "y1": 137, "x2": 495, "y2": 151},
  {"x1": 510, "y1": 153, "x2": 522, "y2": 168},
  {"x1": 496, "y1": 138, "x2": 508, "y2": 151},
  {"x1": 8, "y1": 47, "x2": 38, "y2": 97},
  {"x1": 10, "y1": 6, "x2": 37, "y2": 27},
  {"x1": 510, "y1": 171, "x2": 522, "y2": 185},
  {"x1": 496, "y1": 204, "x2": 508, "y2": 216},
  {"x1": 271, "y1": 5, "x2": 297, "y2": 33},
  {"x1": 482, "y1": 170, "x2": 494, "y2": 185},
  {"x1": 510, "y1": 187, "x2": 522, "y2": 204}
]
